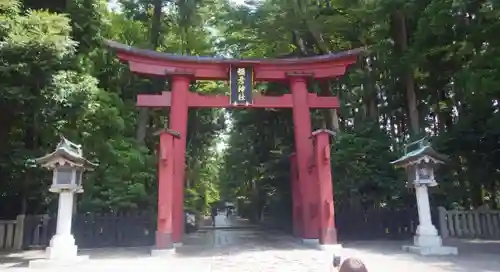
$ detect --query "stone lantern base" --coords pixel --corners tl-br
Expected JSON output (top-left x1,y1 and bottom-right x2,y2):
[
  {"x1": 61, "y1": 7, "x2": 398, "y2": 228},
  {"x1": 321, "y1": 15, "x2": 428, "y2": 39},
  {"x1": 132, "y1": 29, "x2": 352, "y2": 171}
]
[
  {"x1": 402, "y1": 233, "x2": 458, "y2": 256},
  {"x1": 45, "y1": 234, "x2": 78, "y2": 259},
  {"x1": 29, "y1": 234, "x2": 89, "y2": 269}
]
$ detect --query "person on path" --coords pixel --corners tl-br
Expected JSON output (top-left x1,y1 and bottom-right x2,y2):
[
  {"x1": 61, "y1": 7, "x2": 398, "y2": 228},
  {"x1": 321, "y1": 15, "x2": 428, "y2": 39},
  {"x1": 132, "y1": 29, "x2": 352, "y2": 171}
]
[
  {"x1": 334, "y1": 258, "x2": 368, "y2": 272},
  {"x1": 211, "y1": 206, "x2": 218, "y2": 227}
]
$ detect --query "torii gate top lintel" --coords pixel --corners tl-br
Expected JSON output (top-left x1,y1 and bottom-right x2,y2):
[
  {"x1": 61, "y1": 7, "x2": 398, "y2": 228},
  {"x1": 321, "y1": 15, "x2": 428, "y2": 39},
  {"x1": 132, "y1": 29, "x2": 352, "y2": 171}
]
[
  {"x1": 106, "y1": 40, "x2": 363, "y2": 109},
  {"x1": 105, "y1": 40, "x2": 362, "y2": 81}
]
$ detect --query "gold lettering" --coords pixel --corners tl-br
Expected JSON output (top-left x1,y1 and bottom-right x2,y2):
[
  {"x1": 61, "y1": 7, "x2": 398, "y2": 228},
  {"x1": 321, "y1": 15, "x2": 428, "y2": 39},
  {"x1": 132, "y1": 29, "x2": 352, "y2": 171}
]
[
  {"x1": 238, "y1": 85, "x2": 246, "y2": 100},
  {"x1": 237, "y1": 68, "x2": 245, "y2": 76},
  {"x1": 236, "y1": 68, "x2": 246, "y2": 101}
]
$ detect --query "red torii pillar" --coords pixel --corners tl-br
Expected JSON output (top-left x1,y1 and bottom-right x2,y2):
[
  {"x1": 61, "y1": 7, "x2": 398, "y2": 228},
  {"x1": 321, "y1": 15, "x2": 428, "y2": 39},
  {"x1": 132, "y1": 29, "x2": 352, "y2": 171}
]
[
  {"x1": 289, "y1": 76, "x2": 319, "y2": 241},
  {"x1": 289, "y1": 153, "x2": 302, "y2": 237},
  {"x1": 312, "y1": 129, "x2": 339, "y2": 247},
  {"x1": 169, "y1": 75, "x2": 190, "y2": 244},
  {"x1": 152, "y1": 129, "x2": 179, "y2": 254}
]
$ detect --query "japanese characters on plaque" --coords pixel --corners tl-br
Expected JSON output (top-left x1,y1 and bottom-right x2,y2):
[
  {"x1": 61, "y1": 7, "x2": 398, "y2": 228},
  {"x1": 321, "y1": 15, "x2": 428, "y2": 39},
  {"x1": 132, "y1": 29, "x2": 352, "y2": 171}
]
[{"x1": 230, "y1": 66, "x2": 253, "y2": 105}]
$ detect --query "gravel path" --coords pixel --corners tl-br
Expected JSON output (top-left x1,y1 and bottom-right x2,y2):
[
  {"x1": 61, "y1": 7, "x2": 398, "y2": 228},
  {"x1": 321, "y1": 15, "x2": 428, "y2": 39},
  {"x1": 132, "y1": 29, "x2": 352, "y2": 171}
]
[{"x1": 1, "y1": 215, "x2": 499, "y2": 271}]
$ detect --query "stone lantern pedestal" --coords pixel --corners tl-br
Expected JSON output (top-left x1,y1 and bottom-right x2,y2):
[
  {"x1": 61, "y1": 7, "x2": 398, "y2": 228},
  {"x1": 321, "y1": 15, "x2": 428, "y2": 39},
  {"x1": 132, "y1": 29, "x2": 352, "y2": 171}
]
[
  {"x1": 391, "y1": 138, "x2": 457, "y2": 256},
  {"x1": 28, "y1": 136, "x2": 97, "y2": 268},
  {"x1": 45, "y1": 191, "x2": 78, "y2": 260},
  {"x1": 402, "y1": 184, "x2": 457, "y2": 256},
  {"x1": 30, "y1": 191, "x2": 89, "y2": 269}
]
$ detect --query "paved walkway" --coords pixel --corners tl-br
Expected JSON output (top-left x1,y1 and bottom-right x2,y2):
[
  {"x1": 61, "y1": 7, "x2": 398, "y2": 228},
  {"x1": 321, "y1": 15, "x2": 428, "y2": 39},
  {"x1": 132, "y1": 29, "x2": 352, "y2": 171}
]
[
  {"x1": 200, "y1": 213, "x2": 256, "y2": 229},
  {"x1": 1, "y1": 214, "x2": 500, "y2": 271}
]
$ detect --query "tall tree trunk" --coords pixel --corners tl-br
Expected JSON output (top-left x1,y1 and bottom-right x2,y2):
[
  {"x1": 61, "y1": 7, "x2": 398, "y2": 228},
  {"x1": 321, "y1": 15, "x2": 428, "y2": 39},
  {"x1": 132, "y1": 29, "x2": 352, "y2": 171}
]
[
  {"x1": 393, "y1": 10, "x2": 419, "y2": 136},
  {"x1": 361, "y1": 56, "x2": 378, "y2": 121},
  {"x1": 318, "y1": 81, "x2": 339, "y2": 131},
  {"x1": 136, "y1": 0, "x2": 164, "y2": 143}
]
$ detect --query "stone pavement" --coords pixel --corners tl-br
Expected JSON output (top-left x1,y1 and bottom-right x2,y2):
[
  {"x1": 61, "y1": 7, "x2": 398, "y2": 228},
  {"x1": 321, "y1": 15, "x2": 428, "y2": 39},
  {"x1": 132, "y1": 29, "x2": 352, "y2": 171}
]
[
  {"x1": 199, "y1": 212, "x2": 255, "y2": 229},
  {"x1": 1, "y1": 214, "x2": 500, "y2": 271}
]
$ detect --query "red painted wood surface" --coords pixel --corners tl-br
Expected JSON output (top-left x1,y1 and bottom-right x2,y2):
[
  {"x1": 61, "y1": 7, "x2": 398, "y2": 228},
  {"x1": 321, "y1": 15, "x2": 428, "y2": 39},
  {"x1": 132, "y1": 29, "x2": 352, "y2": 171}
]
[
  {"x1": 107, "y1": 40, "x2": 360, "y2": 80},
  {"x1": 290, "y1": 76, "x2": 319, "y2": 240},
  {"x1": 137, "y1": 92, "x2": 340, "y2": 109},
  {"x1": 125, "y1": 57, "x2": 354, "y2": 80},
  {"x1": 169, "y1": 76, "x2": 190, "y2": 243},
  {"x1": 313, "y1": 130, "x2": 338, "y2": 245},
  {"x1": 156, "y1": 131, "x2": 175, "y2": 249},
  {"x1": 289, "y1": 153, "x2": 303, "y2": 238}
]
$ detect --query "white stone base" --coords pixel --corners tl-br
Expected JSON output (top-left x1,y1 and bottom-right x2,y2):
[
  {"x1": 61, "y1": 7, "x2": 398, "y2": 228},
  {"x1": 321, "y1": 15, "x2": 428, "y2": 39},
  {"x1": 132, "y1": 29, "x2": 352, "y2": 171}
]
[
  {"x1": 173, "y1": 242, "x2": 183, "y2": 248},
  {"x1": 319, "y1": 244, "x2": 343, "y2": 254},
  {"x1": 45, "y1": 234, "x2": 78, "y2": 260},
  {"x1": 29, "y1": 234, "x2": 89, "y2": 269},
  {"x1": 402, "y1": 233, "x2": 458, "y2": 256},
  {"x1": 29, "y1": 256, "x2": 89, "y2": 269},
  {"x1": 402, "y1": 245, "x2": 458, "y2": 256},
  {"x1": 151, "y1": 248, "x2": 175, "y2": 257},
  {"x1": 413, "y1": 233, "x2": 442, "y2": 247}
]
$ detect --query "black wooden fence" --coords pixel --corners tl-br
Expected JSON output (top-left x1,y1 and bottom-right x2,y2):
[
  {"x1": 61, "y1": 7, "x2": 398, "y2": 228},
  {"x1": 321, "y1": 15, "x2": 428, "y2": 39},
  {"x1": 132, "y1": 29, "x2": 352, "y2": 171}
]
[
  {"x1": 336, "y1": 207, "x2": 441, "y2": 241},
  {"x1": 23, "y1": 213, "x2": 155, "y2": 249},
  {"x1": 22, "y1": 208, "x2": 440, "y2": 249},
  {"x1": 261, "y1": 206, "x2": 441, "y2": 242},
  {"x1": 336, "y1": 208, "x2": 418, "y2": 241}
]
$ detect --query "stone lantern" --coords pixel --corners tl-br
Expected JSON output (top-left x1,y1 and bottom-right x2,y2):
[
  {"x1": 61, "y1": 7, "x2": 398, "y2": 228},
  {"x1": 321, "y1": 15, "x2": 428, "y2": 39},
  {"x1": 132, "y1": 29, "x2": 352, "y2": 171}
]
[
  {"x1": 391, "y1": 138, "x2": 457, "y2": 256},
  {"x1": 30, "y1": 136, "x2": 97, "y2": 267}
]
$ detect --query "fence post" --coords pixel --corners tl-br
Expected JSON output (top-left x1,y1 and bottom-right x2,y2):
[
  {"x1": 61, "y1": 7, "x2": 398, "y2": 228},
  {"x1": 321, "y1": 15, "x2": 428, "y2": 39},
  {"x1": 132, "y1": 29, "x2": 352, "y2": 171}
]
[
  {"x1": 437, "y1": 206, "x2": 449, "y2": 239},
  {"x1": 13, "y1": 214, "x2": 25, "y2": 250},
  {"x1": 40, "y1": 214, "x2": 51, "y2": 246}
]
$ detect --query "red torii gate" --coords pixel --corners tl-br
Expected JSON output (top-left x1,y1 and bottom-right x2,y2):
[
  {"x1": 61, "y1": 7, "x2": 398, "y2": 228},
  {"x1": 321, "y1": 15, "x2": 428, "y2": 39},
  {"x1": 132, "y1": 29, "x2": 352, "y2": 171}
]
[{"x1": 106, "y1": 40, "x2": 361, "y2": 253}]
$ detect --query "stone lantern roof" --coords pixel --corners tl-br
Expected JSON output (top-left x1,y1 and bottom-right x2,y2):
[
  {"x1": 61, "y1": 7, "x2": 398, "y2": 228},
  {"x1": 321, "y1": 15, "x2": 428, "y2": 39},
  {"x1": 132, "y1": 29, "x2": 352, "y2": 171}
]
[
  {"x1": 33, "y1": 136, "x2": 97, "y2": 169},
  {"x1": 391, "y1": 138, "x2": 447, "y2": 168}
]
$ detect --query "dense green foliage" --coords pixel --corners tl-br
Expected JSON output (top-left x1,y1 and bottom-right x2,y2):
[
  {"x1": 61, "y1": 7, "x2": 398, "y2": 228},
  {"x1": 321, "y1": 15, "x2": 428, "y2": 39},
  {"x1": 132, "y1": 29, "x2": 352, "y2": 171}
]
[
  {"x1": 0, "y1": 0, "x2": 222, "y2": 217},
  {"x1": 1, "y1": 0, "x2": 499, "y2": 221},
  {"x1": 217, "y1": 0, "x2": 500, "y2": 219}
]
